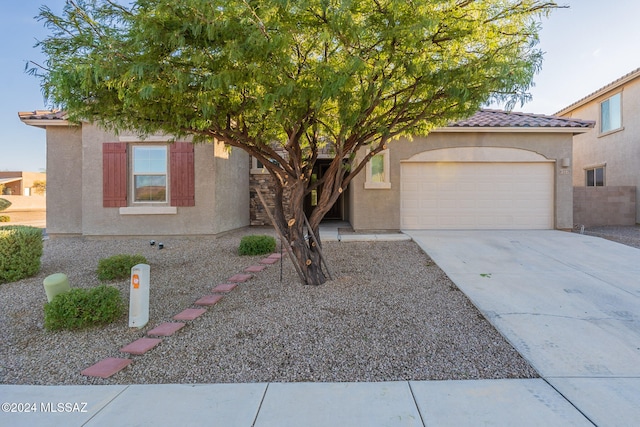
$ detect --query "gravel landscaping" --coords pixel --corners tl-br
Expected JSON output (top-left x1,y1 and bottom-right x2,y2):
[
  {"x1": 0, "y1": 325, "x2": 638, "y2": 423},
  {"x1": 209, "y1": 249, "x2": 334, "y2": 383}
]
[
  {"x1": 0, "y1": 228, "x2": 538, "y2": 385},
  {"x1": 583, "y1": 225, "x2": 640, "y2": 249}
]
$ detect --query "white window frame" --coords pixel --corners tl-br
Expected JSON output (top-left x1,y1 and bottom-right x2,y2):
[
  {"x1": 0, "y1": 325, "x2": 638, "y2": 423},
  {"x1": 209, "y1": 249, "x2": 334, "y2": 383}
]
[
  {"x1": 365, "y1": 149, "x2": 391, "y2": 189},
  {"x1": 131, "y1": 144, "x2": 169, "y2": 204},
  {"x1": 251, "y1": 154, "x2": 285, "y2": 174},
  {"x1": 600, "y1": 92, "x2": 622, "y2": 134},
  {"x1": 585, "y1": 165, "x2": 606, "y2": 187},
  {"x1": 251, "y1": 156, "x2": 268, "y2": 174}
]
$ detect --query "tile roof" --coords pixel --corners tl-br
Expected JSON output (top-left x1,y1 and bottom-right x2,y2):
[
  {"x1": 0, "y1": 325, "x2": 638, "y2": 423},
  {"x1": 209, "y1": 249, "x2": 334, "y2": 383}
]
[
  {"x1": 448, "y1": 109, "x2": 594, "y2": 128},
  {"x1": 19, "y1": 108, "x2": 594, "y2": 129},
  {"x1": 18, "y1": 110, "x2": 67, "y2": 121},
  {"x1": 556, "y1": 67, "x2": 640, "y2": 115}
]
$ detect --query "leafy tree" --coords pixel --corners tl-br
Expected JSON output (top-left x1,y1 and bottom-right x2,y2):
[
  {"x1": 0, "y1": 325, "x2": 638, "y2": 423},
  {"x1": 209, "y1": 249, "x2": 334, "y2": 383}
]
[
  {"x1": 33, "y1": 0, "x2": 558, "y2": 285},
  {"x1": 31, "y1": 180, "x2": 47, "y2": 196}
]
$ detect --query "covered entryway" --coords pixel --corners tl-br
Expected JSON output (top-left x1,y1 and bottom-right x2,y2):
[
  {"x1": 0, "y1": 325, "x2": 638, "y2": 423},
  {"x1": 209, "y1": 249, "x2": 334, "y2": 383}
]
[
  {"x1": 400, "y1": 147, "x2": 555, "y2": 230},
  {"x1": 304, "y1": 159, "x2": 346, "y2": 221}
]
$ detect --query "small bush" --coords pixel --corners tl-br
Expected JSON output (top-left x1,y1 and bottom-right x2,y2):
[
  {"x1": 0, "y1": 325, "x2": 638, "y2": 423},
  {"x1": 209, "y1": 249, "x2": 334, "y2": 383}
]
[
  {"x1": 238, "y1": 235, "x2": 276, "y2": 256},
  {"x1": 0, "y1": 198, "x2": 11, "y2": 212},
  {"x1": 44, "y1": 285, "x2": 124, "y2": 330},
  {"x1": 0, "y1": 216, "x2": 9, "y2": 222},
  {"x1": 0, "y1": 226, "x2": 43, "y2": 284},
  {"x1": 97, "y1": 254, "x2": 148, "y2": 281}
]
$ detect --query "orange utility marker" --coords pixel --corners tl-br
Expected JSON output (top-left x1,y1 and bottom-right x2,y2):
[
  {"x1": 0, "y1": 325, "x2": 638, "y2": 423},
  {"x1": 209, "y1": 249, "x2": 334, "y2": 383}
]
[{"x1": 129, "y1": 264, "x2": 150, "y2": 328}]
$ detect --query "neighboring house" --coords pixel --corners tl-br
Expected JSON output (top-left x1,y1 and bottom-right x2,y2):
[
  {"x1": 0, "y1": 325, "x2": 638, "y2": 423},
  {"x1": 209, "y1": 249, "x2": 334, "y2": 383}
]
[
  {"x1": 0, "y1": 171, "x2": 46, "y2": 196},
  {"x1": 557, "y1": 67, "x2": 640, "y2": 226},
  {"x1": 20, "y1": 109, "x2": 593, "y2": 236},
  {"x1": 19, "y1": 111, "x2": 249, "y2": 237}
]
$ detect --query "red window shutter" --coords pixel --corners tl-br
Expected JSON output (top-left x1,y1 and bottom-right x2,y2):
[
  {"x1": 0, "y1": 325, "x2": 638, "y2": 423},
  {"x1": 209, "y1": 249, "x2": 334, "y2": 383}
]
[
  {"x1": 103, "y1": 142, "x2": 127, "y2": 207},
  {"x1": 170, "y1": 142, "x2": 195, "y2": 207}
]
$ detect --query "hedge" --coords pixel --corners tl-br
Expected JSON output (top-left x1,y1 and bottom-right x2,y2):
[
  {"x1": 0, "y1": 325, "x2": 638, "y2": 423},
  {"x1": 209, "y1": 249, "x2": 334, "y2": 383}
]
[
  {"x1": 44, "y1": 285, "x2": 124, "y2": 330},
  {"x1": 0, "y1": 226, "x2": 43, "y2": 284}
]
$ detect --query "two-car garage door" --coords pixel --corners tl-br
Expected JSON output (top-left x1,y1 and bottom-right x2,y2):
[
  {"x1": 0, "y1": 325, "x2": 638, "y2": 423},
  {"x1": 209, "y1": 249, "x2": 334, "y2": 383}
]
[{"x1": 401, "y1": 162, "x2": 554, "y2": 229}]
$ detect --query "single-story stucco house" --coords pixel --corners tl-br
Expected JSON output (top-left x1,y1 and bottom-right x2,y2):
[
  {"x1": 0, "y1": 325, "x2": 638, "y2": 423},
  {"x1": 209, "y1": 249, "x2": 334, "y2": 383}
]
[{"x1": 19, "y1": 109, "x2": 593, "y2": 237}]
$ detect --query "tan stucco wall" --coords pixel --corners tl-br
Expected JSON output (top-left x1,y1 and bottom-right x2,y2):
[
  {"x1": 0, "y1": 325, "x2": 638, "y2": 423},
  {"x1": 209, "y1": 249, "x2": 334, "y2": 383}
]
[
  {"x1": 46, "y1": 126, "x2": 83, "y2": 235},
  {"x1": 561, "y1": 77, "x2": 640, "y2": 223},
  {"x1": 348, "y1": 131, "x2": 574, "y2": 231},
  {"x1": 212, "y1": 140, "x2": 250, "y2": 232},
  {"x1": 44, "y1": 123, "x2": 249, "y2": 237}
]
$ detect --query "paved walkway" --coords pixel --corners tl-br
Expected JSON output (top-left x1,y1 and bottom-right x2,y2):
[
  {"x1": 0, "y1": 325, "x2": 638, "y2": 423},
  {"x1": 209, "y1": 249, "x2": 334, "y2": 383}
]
[
  {"x1": 2, "y1": 229, "x2": 639, "y2": 426},
  {"x1": 407, "y1": 230, "x2": 640, "y2": 427}
]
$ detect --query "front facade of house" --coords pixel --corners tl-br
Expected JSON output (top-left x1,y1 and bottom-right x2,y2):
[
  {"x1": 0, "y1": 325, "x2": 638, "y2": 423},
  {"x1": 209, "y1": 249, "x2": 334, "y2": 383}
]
[
  {"x1": 348, "y1": 110, "x2": 593, "y2": 231},
  {"x1": 19, "y1": 112, "x2": 249, "y2": 237},
  {"x1": 21, "y1": 109, "x2": 592, "y2": 236},
  {"x1": 557, "y1": 68, "x2": 640, "y2": 225}
]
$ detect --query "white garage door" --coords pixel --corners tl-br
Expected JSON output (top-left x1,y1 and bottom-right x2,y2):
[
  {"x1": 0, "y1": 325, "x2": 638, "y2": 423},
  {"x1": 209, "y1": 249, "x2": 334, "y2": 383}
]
[{"x1": 401, "y1": 162, "x2": 554, "y2": 229}]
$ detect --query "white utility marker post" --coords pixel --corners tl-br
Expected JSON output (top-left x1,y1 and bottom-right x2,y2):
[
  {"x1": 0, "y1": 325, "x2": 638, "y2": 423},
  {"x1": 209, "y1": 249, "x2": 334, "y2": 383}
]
[{"x1": 129, "y1": 263, "x2": 150, "y2": 328}]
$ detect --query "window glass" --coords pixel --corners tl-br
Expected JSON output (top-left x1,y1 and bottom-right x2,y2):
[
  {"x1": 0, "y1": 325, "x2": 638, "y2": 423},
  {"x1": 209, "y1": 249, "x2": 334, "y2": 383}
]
[
  {"x1": 601, "y1": 93, "x2": 621, "y2": 133},
  {"x1": 133, "y1": 146, "x2": 167, "y2": 202},
  {"x1": 595, "y1": 167, "x2": 604, "y2": 186},
  {"x1": 586, "y1": 167, "x2": 605, "y2": 187},
  {"x1": 371, "y1": 154, "x2": 385, "y2": 183},
  {"x1": 586, "y1": 169, "x2": 594, "y2": 187}
]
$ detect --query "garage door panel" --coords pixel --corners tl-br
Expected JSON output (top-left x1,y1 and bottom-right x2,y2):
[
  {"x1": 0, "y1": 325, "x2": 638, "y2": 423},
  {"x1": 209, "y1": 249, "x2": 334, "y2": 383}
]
[{"x1": 401, "y1": 162, "x2": 554, "y2": 230}]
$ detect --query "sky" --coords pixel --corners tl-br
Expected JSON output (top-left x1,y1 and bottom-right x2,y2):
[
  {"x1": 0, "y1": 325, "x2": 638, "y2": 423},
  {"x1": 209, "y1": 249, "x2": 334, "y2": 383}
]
[{"x1": 1, "y1": 1, "x2": 639, "y2": 172}]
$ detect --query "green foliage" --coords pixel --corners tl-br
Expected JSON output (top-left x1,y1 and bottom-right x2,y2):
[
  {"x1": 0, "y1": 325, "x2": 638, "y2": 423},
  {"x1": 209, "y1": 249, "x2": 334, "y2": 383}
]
[
  {"x1": 0, "y1": 198, "x2": 11, "y2": 212},
  {"x1": 0, "y1": 226, "x2": 43, "y2": 284},
  {"x1": 35, "y1": 0, "x2": 555, "y2": 149},
  {"x1": 31, "y1": 181, "x2": 47, "y2": 196},
  {"x1": 239, "y1": 235, "x2": 276, "y2": 256},
  {"x1": 44, "y1": 285, "x2": 124, "y2": 330},
  {"x1": 0, "y1": 216, "x2": 9, "y2": 222},
  {"x1": 33, "y1": 0, "x2": 558, "y2": 284},
  {"x1": 97, "y1": 254, "x2": 147, "y2": 281}
]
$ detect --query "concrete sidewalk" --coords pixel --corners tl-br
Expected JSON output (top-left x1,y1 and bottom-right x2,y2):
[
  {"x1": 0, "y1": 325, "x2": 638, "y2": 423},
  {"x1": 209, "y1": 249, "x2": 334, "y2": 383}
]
[{"x1": 1, "y1": 379, "x2": 592, "y2": 427}]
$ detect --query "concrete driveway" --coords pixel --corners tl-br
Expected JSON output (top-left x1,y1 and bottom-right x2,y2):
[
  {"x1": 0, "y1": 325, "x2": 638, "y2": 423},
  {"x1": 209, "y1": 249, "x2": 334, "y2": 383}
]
[{"x1": 406, "y1": 230, "x2": 640, "y2": 427}]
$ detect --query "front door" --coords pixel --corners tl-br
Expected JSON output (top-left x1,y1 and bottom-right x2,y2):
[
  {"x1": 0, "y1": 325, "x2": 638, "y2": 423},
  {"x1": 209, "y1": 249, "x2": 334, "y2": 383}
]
[{"x1": 304, "y1": 159, "x2": 343, "y2": 220}]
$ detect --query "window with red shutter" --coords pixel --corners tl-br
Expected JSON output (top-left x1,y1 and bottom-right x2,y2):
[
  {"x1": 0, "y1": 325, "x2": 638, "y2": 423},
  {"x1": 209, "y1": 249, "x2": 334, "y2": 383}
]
[
  {"x1": 103, "y1": 142, "x2": 127, "y2": 207},
  {"x1": 103, "y1": 141, "x2": 195, "y2": 208},
  {"x1": 170, "y1": 142, "x2": 195, "y2": 207}
]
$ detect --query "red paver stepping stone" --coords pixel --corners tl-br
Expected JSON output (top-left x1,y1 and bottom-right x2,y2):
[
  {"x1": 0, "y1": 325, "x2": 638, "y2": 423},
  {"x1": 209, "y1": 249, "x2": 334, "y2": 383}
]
[
  {"x1": 213, "y1": 283, "x2": 237, "y2": 293},
  {"x1": 195, "y1": 294, "x2": 224, "y2": 306},
  {"x1": 245, "y1": 265, "x2": 266, "y2": 273},
  {"x1": 173, "y1": 308, "x2": 207, "y2": 321},
  {"x1": 120, "y1": 337, "x2": 162, "y2": 355},
  {"x1": 268, "y1": 253, "x2": 283, "y2": 259},
  {"x1": 228, "y1": 273, "x2": 253, "y2": 283},
  {"x1": 260, "y1": 257, "x2": 278, "y2": 265},
  {"x1": 147, "y1": 322, "x2": 185, "y2": 337},
  {"x1": 81, "y1": 358, "x2": 132, "y2": 378}
]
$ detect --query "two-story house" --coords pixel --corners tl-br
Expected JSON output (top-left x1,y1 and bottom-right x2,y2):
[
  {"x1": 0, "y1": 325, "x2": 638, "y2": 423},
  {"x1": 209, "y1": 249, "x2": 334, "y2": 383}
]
[{"x1": 557, "y1": 67, "x2": 640, "y2": 226}]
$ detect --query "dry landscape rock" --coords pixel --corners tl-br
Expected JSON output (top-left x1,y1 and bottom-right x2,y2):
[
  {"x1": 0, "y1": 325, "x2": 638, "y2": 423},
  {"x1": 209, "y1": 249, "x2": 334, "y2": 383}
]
[{"x1": 1, "y1": 229, "x2": 538, "y2": 385}]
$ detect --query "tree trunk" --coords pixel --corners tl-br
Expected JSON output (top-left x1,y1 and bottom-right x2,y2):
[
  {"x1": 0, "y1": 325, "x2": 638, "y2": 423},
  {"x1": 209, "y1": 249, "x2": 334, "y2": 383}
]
[{"x1": 276, "y1": 179, "x2": 328, "y2": 286}]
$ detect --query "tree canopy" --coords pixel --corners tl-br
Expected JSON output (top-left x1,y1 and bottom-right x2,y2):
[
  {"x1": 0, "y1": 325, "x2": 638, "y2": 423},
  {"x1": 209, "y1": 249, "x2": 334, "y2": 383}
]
[{"x1": 34, "y1": 0, "x2": 559, "y2": 285}]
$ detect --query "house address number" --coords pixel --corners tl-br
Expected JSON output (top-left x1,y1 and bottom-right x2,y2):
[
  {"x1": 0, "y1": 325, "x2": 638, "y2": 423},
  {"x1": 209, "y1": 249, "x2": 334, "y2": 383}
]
[{"x1": 559, "y1": 169, "x2": 570, "y2": 175}]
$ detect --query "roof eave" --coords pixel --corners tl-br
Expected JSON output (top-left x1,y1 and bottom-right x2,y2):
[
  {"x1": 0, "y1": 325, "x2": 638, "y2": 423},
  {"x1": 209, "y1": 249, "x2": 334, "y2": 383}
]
[
  {"x1": 433, "y1": 126, "x2": 593, "y2": 134},
  {"x1": 556, "y1": 68, "x2": 640, "y2": 116},
  {"x1": 20, "y1": 118, "x2": 74, "y2": 129}
]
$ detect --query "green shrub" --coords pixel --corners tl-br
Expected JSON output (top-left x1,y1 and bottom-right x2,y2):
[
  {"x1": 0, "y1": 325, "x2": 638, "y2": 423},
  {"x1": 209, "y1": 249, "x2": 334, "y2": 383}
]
[
  {"x1": 44, "y1": 285, "x2": 124, "y2": 330},
  {"x1": 238, "y1": 235, "x2": 276, "y2": 256},
  {"x1": 0, "y1": 198, "x2": 11, "y2": 212},
  {"x1": 0, "y1": 216, "x2": 9, "y2": 222},
  {"x1": 97, "y1": 254, "x2": 148, "y2": 281},
  {"x1": 0, "y1": 226, "x2": 43, "y2": 284}
]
